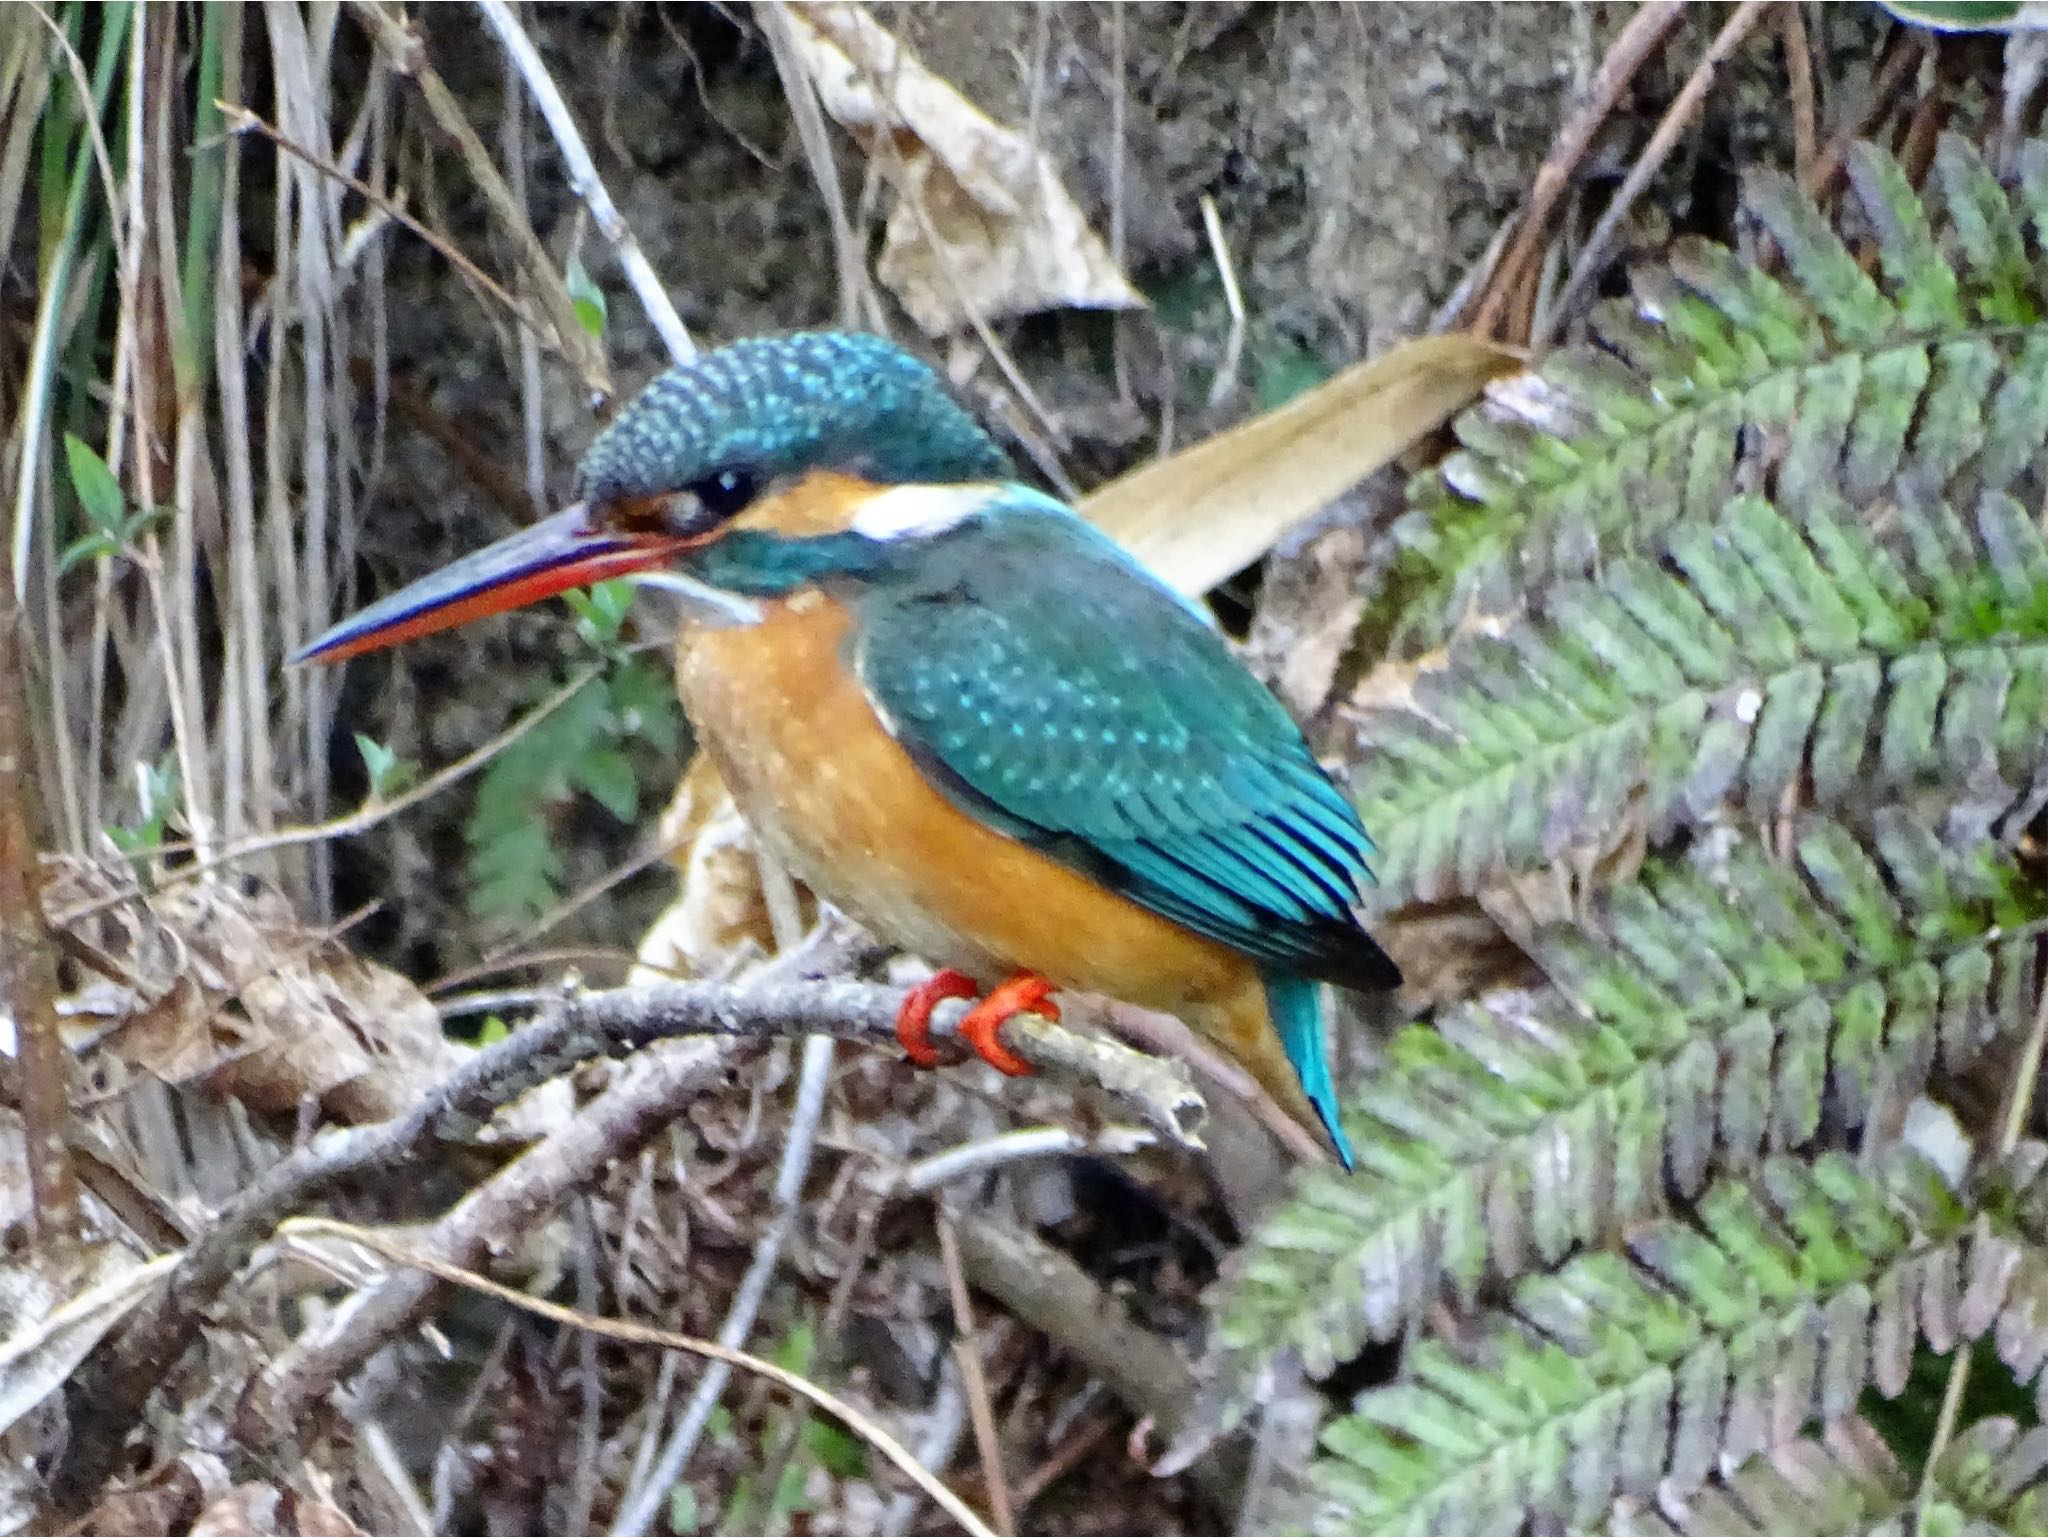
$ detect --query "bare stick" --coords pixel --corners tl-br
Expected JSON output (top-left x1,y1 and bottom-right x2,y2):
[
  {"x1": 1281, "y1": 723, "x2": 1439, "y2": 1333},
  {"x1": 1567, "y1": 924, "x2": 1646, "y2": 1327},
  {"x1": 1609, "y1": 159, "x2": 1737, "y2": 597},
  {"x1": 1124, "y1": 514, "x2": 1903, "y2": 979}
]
[
  {"x1": 947, "y1": 1210, "x2": 1239, "y2": 1511},
  {"x1": 1469, "y1": 0, "x2": 1686, "y2": 339},
  {"x1": 1540, "y1": 0, "x2": 1771, "y2": 345},
  {"x1": 48, "y1": 664, "x2": 602, "y2": 927},
  {"x1": 939, "y1": 1212, "x2": 1016, "y2": 1535},
  {"x1": 1200, "y1": 196, "x2": 1246, "y2": 409},
  {"x1": 0, "y1": 602, "x2": 78, "y2": 1265},
  {"x1": 763, "y1": 1, "x2": 877, "y2": 329},
  {"x1": 53, "y1": 970, "x2": 1203, "y2": 1507},
  {"x1": 899, "y1": 1125, "x2": 1157, "y2": 1195},
  {"x1": 1780, "y1": 3, "x2": 1817, "y2": 182},
  {"x1": 217, "y1": 99, "x2": 548, "y2": 343},
  {"x1": 476, "y1": 0, "x2": 696, "y2": 367}
]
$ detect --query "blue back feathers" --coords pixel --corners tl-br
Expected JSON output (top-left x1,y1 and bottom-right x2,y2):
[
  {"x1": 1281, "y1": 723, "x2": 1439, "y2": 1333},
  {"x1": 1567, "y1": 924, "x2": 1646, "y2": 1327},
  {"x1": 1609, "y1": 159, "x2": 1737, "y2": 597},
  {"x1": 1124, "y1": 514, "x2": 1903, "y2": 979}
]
[{"x1": 854, "y1": 501, "x2": 1400, "y2": 998}]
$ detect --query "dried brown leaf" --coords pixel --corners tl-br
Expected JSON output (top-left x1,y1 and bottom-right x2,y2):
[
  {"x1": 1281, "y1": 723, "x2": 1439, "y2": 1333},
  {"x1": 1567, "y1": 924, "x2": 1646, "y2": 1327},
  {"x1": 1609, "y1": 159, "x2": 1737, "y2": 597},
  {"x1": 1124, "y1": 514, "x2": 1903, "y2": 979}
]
[
  {"x1": 782, "y1": 1, "x2": 1142, "y2": 334},
  {"x1": 46, "y1": 861, "x2": 465, "y2": 1123}
]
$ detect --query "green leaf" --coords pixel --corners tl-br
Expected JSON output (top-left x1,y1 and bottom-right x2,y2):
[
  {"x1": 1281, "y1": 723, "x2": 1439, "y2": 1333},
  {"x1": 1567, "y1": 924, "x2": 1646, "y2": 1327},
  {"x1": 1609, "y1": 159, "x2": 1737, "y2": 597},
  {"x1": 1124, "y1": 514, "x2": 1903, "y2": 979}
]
[
  {"x1": 610, "y1": 658, "x2": 682, "y2": 753},
  {"x1": 772, "y1": 1320, "x2": 816, "y2": 1374},
  {"x1": 565, "y1": 577, "x2": 635, "y2": 648},
  {"x1": 768, "y1": 1455, "x2": 812, "y2": 1523},
  {"x1": 1880, "y1": 0, "x2": 2025, "y2": 30},
  {"x1": 57, "y1": 531, "x2": 119, "y2": 575},
  {"x1": 353, "y1": 733, "x2": 412, "y2": 801},
  {"x1": 104, "y1": 825, "x2": 149, "y2": 855},
  {"x1": 566, "y1": 253, "x2": 608, "y2": 339},
  {"x1": 802, "y1": 1417, "x2": 869, "y2": 1480},
  {"x1": 573, "y1": 748, "x2": 639, "y2": 822},
  {"x1": 63, "y1": 432, "x2": 125, "y2": 534},
  {"x1": 667, "y1": 1485, "x2": 699, "y2": 1536}
]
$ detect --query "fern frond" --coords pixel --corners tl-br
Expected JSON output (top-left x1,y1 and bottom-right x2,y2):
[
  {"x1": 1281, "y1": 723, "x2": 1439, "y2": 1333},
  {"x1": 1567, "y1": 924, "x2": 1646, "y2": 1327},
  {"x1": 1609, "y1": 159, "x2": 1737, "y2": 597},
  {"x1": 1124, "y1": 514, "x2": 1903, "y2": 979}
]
[
  {"x1": 1606, "y1": 1414, "x2": 2048, "y2": 1536},
  {"x1": 1302, "y1": 1150, "x2": 2048, "y2": 1536},
  {"x1": 1385, "y1": 133, "x2": 2048, "y2": 652},
  {"x1": 1357, "y1": 492, "x2": 2048, "y2": 906},
  {"x1": 1196, "y1": 819, "x2": 2044, "y2": 1429}
]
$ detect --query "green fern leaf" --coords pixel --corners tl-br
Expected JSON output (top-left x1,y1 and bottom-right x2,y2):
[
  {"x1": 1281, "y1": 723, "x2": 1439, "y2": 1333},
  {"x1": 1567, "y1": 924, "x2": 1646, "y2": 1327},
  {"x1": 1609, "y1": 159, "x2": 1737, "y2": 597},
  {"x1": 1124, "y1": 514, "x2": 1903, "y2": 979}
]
[
  {"x1": 1382, "y1": 135, "x2": 2048, "y2": 653},
  {"x1": 1191, "y1": 820, "x2": 2046, "y2": 1450},
  {"x1": 1301, "y1": 1150, "x2": 2048, "y2": 1535},
  {"x1": 1608, "y1": 1413, "x2": 2048, "y2": 1535},
  {"x1": 1358, "y1": 494, "x2": 2048, "y2": 906}
]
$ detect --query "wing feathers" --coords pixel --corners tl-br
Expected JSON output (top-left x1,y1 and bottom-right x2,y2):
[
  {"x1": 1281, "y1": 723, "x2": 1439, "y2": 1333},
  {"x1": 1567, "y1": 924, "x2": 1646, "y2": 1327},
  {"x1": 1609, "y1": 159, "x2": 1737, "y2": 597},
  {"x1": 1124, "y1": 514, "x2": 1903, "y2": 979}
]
[{"x1": 855, "y1": 509, "x2": 1400, "y2": 992}]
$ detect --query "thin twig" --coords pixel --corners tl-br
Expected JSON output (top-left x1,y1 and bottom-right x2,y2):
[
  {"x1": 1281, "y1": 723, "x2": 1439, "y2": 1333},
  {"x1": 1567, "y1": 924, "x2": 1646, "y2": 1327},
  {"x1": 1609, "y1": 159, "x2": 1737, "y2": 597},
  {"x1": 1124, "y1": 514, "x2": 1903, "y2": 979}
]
[
  {"x1": 501, "y1": 55, "x2": 549, "y2": 514},
  {"x1": 0, "y1": 602, "x2": 78, "y2": 1265},
  {"x1": 216, "y1": 99, "x2": 549, "y2": 345},
  {"x1": 881, "y1": 1361, "x2": 970, "y2": 1537},
  {"x1": 763, "y1": 1, "x2": 878, "y2": 330},
  {"x1": 938, "y1": 1212, "x2": 1016, "y2": 1536},
  {"x1": 49, "y1": 665, "x2": 602, "y2": 927},
  {"x1": 345, "y1": 0, "x2": 610, "y2": 396},
  {"x1": 278, "y1": 1214, "x2": 994, "y2": 1537},
  {"x1": 1780, "y1": 2, "x2": 1817, "y2": 182},
  {"x1": 947, "y1": 1211, "x2": 1237, "y2": 1510},
  {"x1": 1200, "y1": 196, "x2": 1246, "y2": 410},
  {"x1": 899, "y1": 1126, "x2": 1157, "y2": 1195},
  {"x1": 476, "y1": 0, "x2": 696, "y2": 368},
  {"x1": 53, "y1": 969, "x2": 1201, "y2": 1508},
  {"x1": 1470, "y1": 0, "x2": 1686, "y2": 339},
  {"x1": 1803, "y1": 28, "x2": 1923, "y2": 197},
  {"x1": 1541, "y1": 0, "x2": 1771, "y2": 345},
  {"x1": 609, "y1": 1033, "x2": 837, "y2": 1536}
]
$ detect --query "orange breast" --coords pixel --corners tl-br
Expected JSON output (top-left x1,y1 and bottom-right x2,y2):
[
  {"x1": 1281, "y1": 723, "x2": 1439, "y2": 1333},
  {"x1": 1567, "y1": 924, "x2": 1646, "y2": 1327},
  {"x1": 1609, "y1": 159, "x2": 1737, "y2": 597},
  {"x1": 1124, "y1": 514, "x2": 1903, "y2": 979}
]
[
  {"x1": 677, "y1": 591, "x2": 1335, "y2": 1148},
  {"x1": 676, "y1": 592, "x2": 1255, "y2": 1015}
]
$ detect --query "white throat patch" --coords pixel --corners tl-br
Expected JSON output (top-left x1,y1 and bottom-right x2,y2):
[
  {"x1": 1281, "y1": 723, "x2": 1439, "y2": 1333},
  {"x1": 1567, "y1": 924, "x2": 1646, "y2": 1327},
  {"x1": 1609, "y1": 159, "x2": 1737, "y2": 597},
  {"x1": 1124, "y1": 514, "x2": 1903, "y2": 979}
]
[{"x1": 847, "y1": 482, "x2": 999, "y2": 540}]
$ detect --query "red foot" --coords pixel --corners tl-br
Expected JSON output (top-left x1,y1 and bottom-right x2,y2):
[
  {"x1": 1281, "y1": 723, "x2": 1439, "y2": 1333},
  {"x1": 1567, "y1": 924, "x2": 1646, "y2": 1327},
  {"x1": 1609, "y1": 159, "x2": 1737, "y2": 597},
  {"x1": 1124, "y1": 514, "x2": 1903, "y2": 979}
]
[
  {"x1": 896, "y1": 968, "x2": 977, "y2": 1068},
  {"x1": 958, "y1": 974, "x2": 1056, "y2": 1077}
]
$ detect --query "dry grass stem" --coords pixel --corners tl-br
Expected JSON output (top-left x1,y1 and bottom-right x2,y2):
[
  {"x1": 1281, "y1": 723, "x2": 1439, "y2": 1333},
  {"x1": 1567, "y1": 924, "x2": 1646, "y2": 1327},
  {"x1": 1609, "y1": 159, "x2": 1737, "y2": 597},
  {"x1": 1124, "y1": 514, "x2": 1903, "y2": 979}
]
[
  {"x1": 477, "y1": 0, "x2": 697, "y2": 367},
  {"x1": 280, "y1": 1214, "x2": 997, "y2": 1537}
]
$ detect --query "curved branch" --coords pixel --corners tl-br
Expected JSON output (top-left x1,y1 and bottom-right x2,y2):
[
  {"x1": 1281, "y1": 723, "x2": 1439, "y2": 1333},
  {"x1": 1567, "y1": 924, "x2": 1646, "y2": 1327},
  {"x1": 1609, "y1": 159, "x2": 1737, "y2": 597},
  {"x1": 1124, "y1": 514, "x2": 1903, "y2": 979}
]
[{"x1": 53, "y1": 969, "x2": 1206, "y2": 1508}]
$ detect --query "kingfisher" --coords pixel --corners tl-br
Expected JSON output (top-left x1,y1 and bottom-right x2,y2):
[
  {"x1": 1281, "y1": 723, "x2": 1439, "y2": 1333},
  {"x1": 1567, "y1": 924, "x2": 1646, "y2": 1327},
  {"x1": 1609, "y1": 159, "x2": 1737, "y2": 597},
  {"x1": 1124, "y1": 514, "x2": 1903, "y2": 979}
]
[{"x1": 296, "y1": 332, "x2": 1399, "y2": 1167}]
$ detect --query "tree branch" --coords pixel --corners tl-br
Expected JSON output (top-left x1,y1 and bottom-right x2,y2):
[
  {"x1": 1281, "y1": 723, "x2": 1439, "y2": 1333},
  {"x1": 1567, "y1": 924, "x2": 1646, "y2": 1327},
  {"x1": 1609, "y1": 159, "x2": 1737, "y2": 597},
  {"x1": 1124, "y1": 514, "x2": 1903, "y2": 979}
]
[
  {"x1": 55, "y1": 967, "x2": 1205, "y2": 1508},
  {"x1": 0, "y1": 588, "x2": 77, "y2": 1267}
]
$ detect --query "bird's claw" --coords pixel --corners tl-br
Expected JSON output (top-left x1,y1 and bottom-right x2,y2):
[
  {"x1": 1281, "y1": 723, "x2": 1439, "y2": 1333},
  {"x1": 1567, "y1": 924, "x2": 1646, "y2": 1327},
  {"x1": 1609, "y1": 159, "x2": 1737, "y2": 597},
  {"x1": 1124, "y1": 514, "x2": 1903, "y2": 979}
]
[
  {"x1": 895, "y1": 968, "x2": 977, "y2": 1068},
  {"x1": 958, "y1": 974, "x2": 1054, "y2": 1077}
]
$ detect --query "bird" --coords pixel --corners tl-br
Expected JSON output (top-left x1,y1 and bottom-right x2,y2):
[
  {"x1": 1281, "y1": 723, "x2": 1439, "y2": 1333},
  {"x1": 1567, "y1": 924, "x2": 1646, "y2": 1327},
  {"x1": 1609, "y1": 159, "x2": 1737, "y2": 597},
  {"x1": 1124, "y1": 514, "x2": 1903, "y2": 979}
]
[{"x1": 295, "y1": 331, "x2": 1400, "y2": 1167}]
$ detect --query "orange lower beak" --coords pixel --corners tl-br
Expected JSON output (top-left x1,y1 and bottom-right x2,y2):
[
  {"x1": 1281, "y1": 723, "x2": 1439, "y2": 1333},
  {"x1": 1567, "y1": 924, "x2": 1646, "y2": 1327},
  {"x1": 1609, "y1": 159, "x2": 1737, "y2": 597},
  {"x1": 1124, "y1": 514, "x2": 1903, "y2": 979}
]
[{"x1": 291, "y1": 504, "x2": 688, "y2": 664}]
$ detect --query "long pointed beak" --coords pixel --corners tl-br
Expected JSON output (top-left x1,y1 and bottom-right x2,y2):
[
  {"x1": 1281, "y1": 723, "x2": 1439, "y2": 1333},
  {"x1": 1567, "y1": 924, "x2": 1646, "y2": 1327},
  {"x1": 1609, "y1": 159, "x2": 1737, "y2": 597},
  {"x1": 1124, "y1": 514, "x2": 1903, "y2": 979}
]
[{"x1": 290, "y1": 504, "x2": 688, "y2": 665}]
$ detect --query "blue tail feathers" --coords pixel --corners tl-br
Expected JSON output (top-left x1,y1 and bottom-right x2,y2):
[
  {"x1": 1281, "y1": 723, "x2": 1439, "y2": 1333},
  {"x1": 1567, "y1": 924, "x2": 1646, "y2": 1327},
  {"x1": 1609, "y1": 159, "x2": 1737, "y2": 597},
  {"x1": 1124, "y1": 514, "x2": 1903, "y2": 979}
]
[{"x1": 1262, "y1": 969, "x2": 1356, "y2": 1171}]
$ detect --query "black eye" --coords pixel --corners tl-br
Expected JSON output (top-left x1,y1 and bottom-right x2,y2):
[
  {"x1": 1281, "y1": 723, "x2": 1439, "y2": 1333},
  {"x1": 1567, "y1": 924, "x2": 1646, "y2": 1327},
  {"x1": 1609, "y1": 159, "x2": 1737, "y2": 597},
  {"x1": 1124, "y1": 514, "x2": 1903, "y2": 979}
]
[{"x1": 691, "y1": 468, "x2": 756, "y2": 521}]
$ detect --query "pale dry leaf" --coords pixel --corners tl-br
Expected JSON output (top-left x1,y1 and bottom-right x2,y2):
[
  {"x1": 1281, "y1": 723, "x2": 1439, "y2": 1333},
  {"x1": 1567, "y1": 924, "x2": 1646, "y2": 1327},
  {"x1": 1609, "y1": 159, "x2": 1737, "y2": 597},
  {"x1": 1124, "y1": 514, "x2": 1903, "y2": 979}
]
[
  {"x1": 1082, "y1": 335, "x2": 1523, "y2": 596},
  {"x1": 0, "y1": 1244, "x2": 178, "y2": 1439},
  {"x1": 46, "y1": 861, "x2": 466, "y2": 1124},
  {"x1": 631, "y1": 753, "x2": 798, "y2": 983},
  {"x1": 782, "y1": 1, "x2": 1143, "y2": 335}
]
